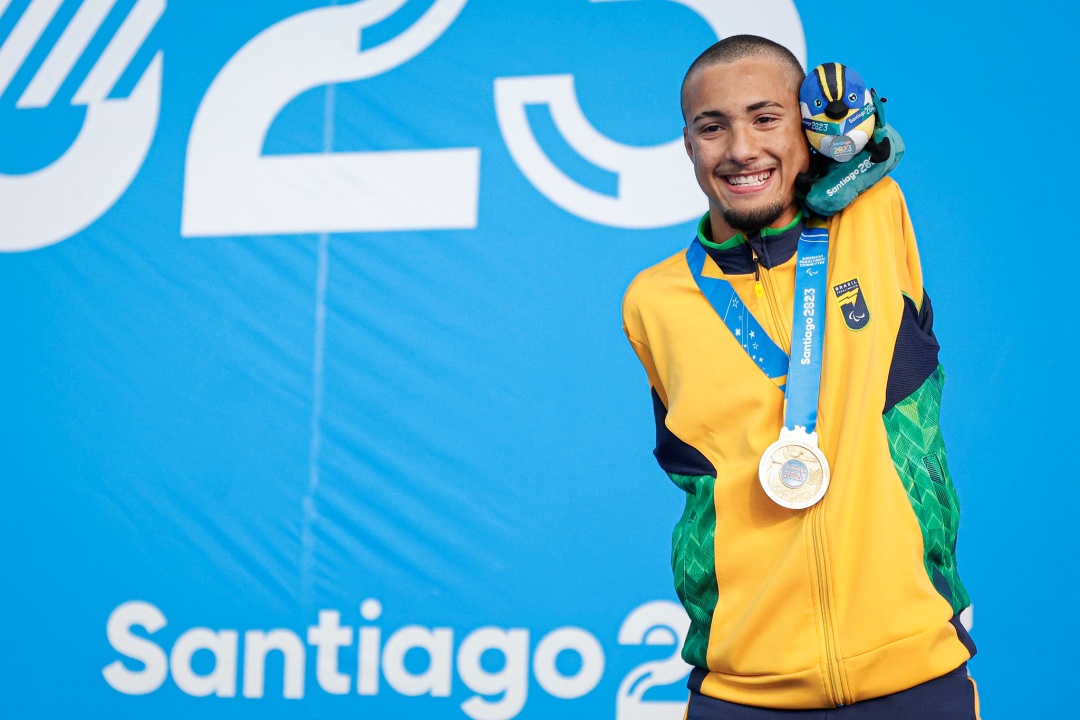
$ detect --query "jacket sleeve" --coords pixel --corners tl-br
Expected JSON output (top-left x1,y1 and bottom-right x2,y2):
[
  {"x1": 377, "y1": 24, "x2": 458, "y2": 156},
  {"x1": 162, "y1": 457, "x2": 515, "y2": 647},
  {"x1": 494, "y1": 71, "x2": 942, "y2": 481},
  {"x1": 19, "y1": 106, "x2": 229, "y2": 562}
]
[
  {"x1": 623, "y1": 280, "x2": 716, "y2": 479},
  {"x1": 882, "y1": 180, "x2": 942, "y2": 413},
  {"x1": 890, "y1": 180, "x2": 926, "y2": 310},
  {"x1": 621, "y1": 281, "x2": 667, "y2": 407}
]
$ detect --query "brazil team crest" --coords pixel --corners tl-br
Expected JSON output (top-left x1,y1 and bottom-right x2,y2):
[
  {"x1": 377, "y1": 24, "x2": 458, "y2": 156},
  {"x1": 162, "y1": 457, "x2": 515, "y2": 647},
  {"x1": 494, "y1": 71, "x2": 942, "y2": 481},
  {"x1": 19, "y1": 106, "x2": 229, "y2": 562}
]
[{"x1": 833, "y1": 278, "x2": 870, "y2": 329}]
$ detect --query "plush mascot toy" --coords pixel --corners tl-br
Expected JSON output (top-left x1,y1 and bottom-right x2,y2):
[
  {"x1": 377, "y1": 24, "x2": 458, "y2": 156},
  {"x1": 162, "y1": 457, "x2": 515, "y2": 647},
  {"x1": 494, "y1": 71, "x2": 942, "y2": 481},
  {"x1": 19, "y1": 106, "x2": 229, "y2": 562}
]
[{"x1": 796, "y1": 62, "x2": 904, "y2": 216}]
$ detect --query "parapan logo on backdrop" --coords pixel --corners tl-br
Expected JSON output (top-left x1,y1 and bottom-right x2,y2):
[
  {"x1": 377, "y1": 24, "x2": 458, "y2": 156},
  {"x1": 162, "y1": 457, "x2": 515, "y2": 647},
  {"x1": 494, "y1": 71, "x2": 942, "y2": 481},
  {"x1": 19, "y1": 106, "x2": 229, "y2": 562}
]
[
  {"x1": 0, "y1": 0, "x2": 804, "y2": 252},
  {"x1": 0, "y1": 0, "x2": 164, "y2": 252},
  {"x1": 104, "y1": 598, "x2": 692, "y2": 720}
]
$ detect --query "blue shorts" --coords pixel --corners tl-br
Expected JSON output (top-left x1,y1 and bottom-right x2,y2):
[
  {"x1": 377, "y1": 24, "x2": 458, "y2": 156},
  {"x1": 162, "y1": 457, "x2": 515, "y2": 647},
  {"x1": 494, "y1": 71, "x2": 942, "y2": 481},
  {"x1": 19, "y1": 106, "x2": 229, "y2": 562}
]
[{"x1": 686, "y1": 664, "x2": 980, "y2": 720}]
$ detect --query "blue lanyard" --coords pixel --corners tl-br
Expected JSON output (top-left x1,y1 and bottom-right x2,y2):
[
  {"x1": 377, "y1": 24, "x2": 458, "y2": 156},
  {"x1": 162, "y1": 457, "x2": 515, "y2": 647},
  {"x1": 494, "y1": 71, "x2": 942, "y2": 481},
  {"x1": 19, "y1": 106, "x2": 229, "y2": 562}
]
[{"x1": 686, "y1": 224, "x2": 829, "y2": 433}]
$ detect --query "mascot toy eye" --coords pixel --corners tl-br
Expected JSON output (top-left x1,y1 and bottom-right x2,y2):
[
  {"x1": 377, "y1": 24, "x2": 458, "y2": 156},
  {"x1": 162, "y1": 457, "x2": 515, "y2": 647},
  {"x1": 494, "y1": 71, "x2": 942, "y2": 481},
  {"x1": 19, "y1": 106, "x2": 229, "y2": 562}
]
[{"x1": 800, "y1": 63, "x2": 877, "y2": 162}]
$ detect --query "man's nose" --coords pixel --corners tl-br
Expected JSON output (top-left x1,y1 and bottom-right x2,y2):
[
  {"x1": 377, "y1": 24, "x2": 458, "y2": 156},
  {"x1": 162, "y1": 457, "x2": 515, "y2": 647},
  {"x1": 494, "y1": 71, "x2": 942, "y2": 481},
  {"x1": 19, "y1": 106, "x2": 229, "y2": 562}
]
[{"x1": 726, "y1": 124, "x2": 759, "y2": 165}]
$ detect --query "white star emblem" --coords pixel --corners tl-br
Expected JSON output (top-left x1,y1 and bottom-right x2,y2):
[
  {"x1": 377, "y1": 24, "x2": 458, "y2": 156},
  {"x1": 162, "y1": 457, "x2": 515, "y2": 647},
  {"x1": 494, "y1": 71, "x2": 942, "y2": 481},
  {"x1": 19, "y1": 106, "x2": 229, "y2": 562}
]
[
  {"x1": 753, "y1": 343, "x2": 759, "y2": 349},
  {"x1": 732, "y1": 298, "x2": 739, "y2": 307},
  {"x1": 735, "y1": 328, "x2": 742, "y2": 337},
  {"x1": 749, "y1": 330, "x2": 755, "y2": 338}
]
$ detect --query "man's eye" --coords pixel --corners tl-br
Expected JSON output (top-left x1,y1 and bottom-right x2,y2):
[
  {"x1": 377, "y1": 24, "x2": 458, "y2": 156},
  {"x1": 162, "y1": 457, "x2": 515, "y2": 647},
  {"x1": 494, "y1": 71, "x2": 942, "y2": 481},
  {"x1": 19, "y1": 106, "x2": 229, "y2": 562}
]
[
  {"x1": 701, "y1": 124, "x2": 721, "y2": 133},
  {"x1": 756, "y1": 116, "x2": 777, "y2": 125}
]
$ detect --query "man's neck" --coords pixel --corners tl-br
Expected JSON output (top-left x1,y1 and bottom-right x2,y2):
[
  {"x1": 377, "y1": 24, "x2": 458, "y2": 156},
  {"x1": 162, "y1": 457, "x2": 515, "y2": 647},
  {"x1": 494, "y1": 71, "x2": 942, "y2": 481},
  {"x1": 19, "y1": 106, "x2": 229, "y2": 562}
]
[{"x1": 708, "y1": 203, "x2": 801, "y2": 244}]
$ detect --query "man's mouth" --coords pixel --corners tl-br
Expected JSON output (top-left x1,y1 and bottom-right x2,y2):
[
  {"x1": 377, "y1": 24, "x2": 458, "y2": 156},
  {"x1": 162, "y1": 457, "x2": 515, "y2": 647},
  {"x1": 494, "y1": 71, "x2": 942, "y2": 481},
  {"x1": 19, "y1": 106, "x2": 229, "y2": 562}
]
[
  {"x1": 719, "y1": 169, "x2": 776, "y2": 196},
  {"x1": 723, "y1": 170, "x2": 773, "y2": 187}
]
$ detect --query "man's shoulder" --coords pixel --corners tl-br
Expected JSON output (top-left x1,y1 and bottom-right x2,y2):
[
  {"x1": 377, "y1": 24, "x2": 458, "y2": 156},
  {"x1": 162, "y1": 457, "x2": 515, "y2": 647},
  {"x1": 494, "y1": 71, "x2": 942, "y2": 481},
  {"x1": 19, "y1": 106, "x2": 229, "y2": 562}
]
[
  {"x1": 837, "y1": 176, "x2": 907, "y2": 220},
  {"x1": 623, "y1": 249, "x2": 689, "y2": 308},
  {"x1": 621, "y1": 249, "x2": 693, "y2": 338}
]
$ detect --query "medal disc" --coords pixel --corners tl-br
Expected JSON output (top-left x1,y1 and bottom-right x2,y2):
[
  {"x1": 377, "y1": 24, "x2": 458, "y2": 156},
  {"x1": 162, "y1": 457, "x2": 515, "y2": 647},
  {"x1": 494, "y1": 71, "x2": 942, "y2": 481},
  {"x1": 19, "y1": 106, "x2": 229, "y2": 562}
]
[{"x1": 758, "y1": 427, "x2": 830, "y2": 509}]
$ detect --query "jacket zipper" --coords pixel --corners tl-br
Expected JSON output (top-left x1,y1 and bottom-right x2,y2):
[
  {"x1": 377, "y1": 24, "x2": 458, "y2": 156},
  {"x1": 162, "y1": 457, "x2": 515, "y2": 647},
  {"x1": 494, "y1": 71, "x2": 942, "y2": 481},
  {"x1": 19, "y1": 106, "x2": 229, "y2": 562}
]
[
  {"x1": 753, "y1": 242, "x2": 846, "y2": 706},
  {"x1": 810, "y1": 504, "x2": 846, "y2": 706},
  {"x1": 749, "y1": 248, "x2": 790, "y2": 353}
]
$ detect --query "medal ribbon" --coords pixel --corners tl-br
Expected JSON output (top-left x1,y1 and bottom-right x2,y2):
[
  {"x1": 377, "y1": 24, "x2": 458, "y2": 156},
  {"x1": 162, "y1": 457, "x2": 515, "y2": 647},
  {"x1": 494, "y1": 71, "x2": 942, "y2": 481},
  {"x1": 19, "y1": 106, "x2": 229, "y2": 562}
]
[
  {"x1": 685, "y1": 240, "x2": 789, "y2": 389},
  {"x1": 685, "y1": 224, "x2": 830, "y2": 433},
  {"x1": 782, "y1": 226, "x2": 828, "y2": 434}
]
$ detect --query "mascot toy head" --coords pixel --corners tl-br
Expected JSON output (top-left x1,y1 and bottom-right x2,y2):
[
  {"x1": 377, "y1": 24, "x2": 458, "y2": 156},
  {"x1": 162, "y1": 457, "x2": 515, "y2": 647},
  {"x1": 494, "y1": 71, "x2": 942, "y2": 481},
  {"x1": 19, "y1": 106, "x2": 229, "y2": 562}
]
[{"x1": 800, "y1": 63, "x2": 876, "y2": 162}]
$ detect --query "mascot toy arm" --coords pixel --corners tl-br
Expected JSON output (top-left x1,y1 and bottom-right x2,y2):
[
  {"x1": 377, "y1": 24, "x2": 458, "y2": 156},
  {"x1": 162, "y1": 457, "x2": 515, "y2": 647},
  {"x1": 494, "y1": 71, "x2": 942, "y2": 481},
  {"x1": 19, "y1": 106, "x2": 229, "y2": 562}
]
[{"x1": 796, "y1": 62, "x2": 905, "y2": 216}]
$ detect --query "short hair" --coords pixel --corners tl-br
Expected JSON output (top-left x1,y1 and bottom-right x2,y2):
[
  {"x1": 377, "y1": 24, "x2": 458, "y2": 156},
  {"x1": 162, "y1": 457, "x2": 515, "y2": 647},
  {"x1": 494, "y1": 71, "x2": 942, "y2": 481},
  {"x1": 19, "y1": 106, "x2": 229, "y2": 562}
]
[{"x1": 680, "y1": 35, "x2": 805, "y2": 121}]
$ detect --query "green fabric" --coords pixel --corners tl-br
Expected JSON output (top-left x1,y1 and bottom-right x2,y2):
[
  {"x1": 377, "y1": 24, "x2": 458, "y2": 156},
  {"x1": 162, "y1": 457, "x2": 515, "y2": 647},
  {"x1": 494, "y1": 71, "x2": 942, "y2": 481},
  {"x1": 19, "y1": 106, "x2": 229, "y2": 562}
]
[
  {"x1": 667, "y1": 472, "x2": 718, "y2": 668},
  {"x1": 696, "y1": 210, "x2": 804, "y2": 250},
  {"x1": 883, "y1": 366, "x2": 971, "y2": 614},
  {"x1": 697, "y1": 213, "x2": 743, "y2": 250},
  {"x1": 759, "y1": 210, "x2": 803, "y2": 237}
]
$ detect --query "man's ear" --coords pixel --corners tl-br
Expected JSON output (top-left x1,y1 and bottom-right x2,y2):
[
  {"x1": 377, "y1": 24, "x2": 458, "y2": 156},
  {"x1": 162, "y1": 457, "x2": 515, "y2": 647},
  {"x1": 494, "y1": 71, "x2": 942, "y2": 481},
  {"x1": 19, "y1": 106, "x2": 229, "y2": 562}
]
[{"x1": 683, "y1": 126, "x2": 693, "y2": 160}]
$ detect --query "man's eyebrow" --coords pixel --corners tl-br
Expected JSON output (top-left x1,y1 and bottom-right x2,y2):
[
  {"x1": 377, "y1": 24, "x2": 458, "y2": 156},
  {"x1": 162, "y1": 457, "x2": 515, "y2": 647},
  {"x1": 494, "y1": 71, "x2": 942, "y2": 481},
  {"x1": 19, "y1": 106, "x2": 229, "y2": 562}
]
[
  {"x1": 692, "y1": 101, "x2": 785, "y2": 123},
  {"x1": 692, "y1": 109, "x2": 727, "y2": 123}
]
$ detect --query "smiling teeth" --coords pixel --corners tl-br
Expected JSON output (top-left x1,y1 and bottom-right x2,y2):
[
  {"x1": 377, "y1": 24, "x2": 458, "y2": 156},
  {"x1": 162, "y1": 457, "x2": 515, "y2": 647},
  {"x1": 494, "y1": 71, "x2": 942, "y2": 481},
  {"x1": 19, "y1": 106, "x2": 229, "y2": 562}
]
[{"x1": 727, "y1": 171, "x2": 771, "y2": 186}]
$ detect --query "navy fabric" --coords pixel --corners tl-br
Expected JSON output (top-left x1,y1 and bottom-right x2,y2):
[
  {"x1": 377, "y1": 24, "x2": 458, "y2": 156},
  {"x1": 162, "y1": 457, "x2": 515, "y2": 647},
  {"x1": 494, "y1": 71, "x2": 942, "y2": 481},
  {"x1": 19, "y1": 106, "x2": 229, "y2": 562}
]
[
  {"x1": 687, "y1": 664, "x2": 976, "y2": 719},
  {"x1": 884, "y1": 291, "x2": 941, "y2": 413},
  {"x1": 950, "y1": 614, "x2": 978, "y2": 657},
  {"x1": 688, "y1": 666, "x2": 708, "y2": 693},
  {"x1": 702, "y1": 219, "x2": 804, "y2": 275},
  {"x1": 651, "y1": 389, "x2": 717, "y2": 478}
]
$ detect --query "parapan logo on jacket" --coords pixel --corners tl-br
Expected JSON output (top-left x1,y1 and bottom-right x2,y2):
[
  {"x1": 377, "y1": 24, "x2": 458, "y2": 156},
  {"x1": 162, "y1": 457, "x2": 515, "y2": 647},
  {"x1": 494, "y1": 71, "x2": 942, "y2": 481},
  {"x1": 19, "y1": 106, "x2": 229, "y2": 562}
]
[{"x1": 833, "y1": 278, "x2": 871, "y2": 330}]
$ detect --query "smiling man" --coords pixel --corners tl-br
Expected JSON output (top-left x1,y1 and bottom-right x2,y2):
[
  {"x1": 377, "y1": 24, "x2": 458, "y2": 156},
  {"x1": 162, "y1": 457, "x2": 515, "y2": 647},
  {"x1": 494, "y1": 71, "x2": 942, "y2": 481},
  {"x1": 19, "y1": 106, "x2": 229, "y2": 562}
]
[
  {"x1": 622, "y1": 36, "x2": 979, "y2": 719},
  {"x1": 681, "y1": 42, "x2": 807, "y2": 240}
]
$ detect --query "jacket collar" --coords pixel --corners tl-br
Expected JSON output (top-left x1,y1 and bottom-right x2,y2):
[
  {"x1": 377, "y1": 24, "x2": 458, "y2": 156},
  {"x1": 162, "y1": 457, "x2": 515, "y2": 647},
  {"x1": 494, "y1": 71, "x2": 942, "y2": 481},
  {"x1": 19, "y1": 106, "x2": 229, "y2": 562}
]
[{"x1": 696, "y1": 210, "x2": 804, "y2": 275}]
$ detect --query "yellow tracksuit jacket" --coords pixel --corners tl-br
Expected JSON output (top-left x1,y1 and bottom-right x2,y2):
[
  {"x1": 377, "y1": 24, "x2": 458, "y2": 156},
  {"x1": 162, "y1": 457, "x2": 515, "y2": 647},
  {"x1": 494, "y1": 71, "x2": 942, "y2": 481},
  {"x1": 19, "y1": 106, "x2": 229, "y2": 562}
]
[{"x1": 621, "y1": 178, "x2": 973, "y2": 709}]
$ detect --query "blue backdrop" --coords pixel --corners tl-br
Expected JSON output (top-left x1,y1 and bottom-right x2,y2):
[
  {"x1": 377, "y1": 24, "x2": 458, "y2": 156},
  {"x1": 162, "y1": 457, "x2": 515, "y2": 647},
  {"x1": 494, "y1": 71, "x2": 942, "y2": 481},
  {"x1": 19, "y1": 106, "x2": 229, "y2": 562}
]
[{"x1": 2, "y1": 1, "x2": 1076, "y2": 717}]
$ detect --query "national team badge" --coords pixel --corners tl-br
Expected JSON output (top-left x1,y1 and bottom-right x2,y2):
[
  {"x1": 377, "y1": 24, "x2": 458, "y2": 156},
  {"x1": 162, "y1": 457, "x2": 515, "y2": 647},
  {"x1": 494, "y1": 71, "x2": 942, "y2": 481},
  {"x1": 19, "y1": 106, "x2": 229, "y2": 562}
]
[{"x1": 833, "y1": 278, "x2": 870, "y2": 330}]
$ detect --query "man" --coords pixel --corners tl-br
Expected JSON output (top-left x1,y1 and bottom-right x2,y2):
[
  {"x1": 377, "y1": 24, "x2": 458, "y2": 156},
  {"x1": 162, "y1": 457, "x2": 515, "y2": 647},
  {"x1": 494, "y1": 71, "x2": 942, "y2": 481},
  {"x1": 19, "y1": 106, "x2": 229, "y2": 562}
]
[{"x1": 622, "y1": 36, "x2": 979, "y2": 718}]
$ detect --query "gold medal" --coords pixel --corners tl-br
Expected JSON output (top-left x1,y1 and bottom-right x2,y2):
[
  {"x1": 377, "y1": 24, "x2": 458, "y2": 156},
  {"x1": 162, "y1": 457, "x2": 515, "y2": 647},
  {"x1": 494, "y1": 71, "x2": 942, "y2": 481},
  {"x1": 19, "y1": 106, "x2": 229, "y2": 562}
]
[{"x1": 758, "y1": 427, "x2": 830, "y2": 509}]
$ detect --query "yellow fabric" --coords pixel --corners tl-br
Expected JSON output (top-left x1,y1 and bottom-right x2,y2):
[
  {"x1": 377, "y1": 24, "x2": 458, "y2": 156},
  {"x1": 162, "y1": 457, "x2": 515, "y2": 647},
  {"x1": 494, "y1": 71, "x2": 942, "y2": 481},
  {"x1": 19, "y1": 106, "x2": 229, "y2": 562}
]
[{"x1": 622, "y1": 178, "x2": 971, "y2": 709}]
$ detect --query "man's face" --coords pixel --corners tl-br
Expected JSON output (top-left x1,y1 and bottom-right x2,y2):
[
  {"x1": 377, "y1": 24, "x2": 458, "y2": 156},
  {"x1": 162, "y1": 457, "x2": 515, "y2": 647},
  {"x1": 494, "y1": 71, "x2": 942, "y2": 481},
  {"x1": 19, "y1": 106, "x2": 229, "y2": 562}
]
[{"x1": 682, "y1": 57, "x2": 809, "y2": 234}]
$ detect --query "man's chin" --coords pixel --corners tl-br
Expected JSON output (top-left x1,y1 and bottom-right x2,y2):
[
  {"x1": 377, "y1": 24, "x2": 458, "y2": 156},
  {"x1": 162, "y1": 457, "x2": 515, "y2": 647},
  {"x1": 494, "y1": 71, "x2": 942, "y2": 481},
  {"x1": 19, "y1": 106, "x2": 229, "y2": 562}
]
[{"x1": 720, "y1": 199, "x2": 787, "y2": 235}]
